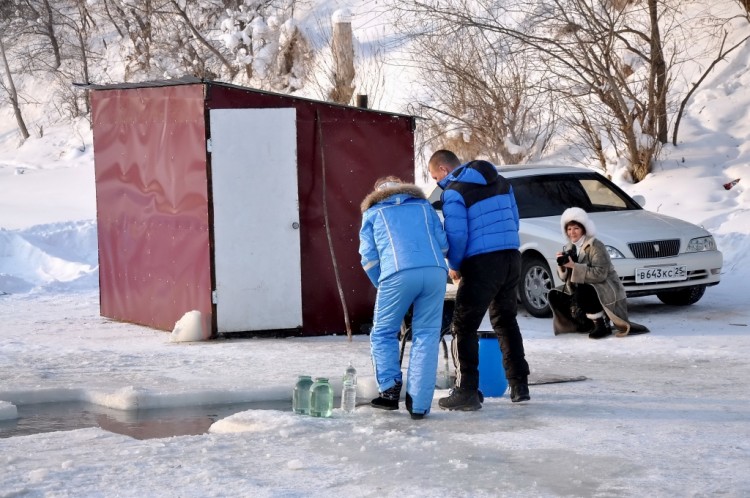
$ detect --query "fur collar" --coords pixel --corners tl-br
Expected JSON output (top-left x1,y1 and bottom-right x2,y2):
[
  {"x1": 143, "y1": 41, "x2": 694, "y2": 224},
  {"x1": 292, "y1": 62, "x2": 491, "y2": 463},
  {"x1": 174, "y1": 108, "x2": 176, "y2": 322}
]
[{"x1": 361, "y1": 184, "x2": 426, "y2": 212}]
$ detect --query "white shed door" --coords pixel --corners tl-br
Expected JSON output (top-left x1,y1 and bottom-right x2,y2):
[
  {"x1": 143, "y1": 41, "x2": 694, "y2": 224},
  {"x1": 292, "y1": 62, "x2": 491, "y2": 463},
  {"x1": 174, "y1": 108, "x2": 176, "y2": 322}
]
[{"x1": 209, "y1": 108, "x2": 302, "y2": 332}]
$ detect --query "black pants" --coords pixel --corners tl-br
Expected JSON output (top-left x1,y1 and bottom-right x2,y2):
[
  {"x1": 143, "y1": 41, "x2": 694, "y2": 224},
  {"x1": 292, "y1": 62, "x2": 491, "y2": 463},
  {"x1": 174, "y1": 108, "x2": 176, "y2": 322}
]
[
  {"x1": 574, "y1": 283, "x2": 604, "y2": 315},
  {"x1": 451, "y1": 250, "x2": 530, "y2": 390}
]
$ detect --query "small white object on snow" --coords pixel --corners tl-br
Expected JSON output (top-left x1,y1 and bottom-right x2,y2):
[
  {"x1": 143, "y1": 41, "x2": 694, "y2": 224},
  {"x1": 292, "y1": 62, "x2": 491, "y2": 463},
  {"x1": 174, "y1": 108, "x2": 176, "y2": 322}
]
[{"x1": 169, "y1": 310, "x2": 207, "y2": 343}]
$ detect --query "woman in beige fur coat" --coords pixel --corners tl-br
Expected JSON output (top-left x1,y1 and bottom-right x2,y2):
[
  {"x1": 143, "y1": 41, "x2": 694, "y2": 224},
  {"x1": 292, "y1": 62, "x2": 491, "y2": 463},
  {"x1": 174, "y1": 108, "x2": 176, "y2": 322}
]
[{"x1": 548, "y1": 207, "x2": 649, "y2": 339}]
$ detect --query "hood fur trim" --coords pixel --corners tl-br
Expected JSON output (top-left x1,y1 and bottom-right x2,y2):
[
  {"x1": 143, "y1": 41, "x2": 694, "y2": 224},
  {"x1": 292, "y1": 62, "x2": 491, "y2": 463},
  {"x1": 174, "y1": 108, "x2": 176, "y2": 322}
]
[
  {"x1": 560, "y1": 207, "x2": 596, "y2": 238},
  {"x1": 361, "y1": 184, "x2": 426, "y2": 212}
]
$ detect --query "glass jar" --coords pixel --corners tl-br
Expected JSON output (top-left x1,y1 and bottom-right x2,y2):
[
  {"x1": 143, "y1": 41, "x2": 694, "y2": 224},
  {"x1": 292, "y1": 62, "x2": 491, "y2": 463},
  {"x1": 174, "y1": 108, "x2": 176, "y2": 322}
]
[
  {"x1": 309, "y1": 377, "x2": 333, "y2": 418},
  {"x1": 292, "y1": 375, "x2": 314, "y2": 415}
]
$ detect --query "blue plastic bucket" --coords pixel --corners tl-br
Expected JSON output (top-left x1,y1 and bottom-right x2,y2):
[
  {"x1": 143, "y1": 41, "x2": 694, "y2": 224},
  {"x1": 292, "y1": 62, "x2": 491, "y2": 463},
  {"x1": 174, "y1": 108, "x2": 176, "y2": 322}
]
[{"x1": 478, "y1": 332, "x2": 508, "y2": 397}]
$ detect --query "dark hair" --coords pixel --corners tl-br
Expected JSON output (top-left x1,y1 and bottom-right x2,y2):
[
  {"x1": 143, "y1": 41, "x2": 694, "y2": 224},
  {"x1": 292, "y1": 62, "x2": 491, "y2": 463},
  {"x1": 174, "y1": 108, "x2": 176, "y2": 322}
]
[
  {"x1": 565, "y1": 220, "x2": 586, "y2": 234},
  {"x1": 428, "y1": 149, "x2": 461, "y2": 170}
]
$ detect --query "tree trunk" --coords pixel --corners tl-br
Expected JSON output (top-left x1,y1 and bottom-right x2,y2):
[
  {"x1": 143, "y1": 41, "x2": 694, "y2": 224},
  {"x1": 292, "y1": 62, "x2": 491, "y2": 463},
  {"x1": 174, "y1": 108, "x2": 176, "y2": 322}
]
[
  {"x1": 101, "y1": 0, "x2": 125, "y2": 38},
  {"x1": 649, "y1": 0, "x2": 668, "y2": 143},
  {"x1": 41, "y1": 0, "x2": 62, "y2": 69},
  {"x1": 0, "y1": 37, "x2": 30, "y2": 140},
  {"x1": 330, "y1": 13, "x2": 355, "y2": 104}
]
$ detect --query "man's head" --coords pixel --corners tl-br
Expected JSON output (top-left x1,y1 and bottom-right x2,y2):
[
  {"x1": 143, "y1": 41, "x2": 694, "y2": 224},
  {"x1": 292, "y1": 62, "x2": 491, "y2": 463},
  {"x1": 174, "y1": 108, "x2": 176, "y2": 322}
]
[{"x1": 428, "y1": 149, "x2": 461, "y2": 182}]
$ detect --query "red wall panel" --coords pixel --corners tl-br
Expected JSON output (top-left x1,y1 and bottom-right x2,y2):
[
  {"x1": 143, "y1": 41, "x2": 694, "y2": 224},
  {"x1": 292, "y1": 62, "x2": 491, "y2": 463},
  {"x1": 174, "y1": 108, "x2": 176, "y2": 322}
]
[{"x1": 91, "y1": 85, "x2": 213, "y2": 332}]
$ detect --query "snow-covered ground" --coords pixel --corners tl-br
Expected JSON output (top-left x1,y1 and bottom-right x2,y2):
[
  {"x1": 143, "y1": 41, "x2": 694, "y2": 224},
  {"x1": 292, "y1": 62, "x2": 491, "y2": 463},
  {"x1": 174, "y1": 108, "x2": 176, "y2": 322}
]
[
  {"x1": 0, "y1": 282, "x2": 750, "y2": 497},
  {"x1": 2, "y1": 1, "x2": 750, "y2": 496},
  {"x1": 2, "y1": 132, "x2": 749, "y2": 497},
  {"x1": 1, "y1": 283, "x2": 749, "y2": 496}
]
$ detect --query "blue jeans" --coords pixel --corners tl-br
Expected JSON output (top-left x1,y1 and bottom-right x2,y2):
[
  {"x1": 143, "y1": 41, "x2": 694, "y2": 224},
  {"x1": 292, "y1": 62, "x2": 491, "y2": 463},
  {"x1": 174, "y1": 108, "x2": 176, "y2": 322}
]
[{"x1": 370, "y1": 266, "x2": 447, "y2": 414}]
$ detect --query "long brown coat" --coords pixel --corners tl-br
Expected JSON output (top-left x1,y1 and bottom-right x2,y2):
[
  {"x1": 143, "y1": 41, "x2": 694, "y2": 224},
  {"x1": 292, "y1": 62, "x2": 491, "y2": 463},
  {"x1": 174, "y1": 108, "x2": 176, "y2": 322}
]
[{"x1": 550, "y1": 236, "x2": 649, "y2": 337}]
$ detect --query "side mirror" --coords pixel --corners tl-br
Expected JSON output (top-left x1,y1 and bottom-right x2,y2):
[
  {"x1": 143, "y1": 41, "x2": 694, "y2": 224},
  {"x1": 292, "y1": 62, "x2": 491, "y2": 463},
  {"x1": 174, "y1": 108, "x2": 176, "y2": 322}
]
[{"x1": 631, "y1": 194, "x2": 645, "y2": 207}]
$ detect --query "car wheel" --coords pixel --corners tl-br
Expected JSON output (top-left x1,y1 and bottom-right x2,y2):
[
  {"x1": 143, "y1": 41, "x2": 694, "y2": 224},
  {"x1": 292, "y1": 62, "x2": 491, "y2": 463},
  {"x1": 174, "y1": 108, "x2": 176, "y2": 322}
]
[
  {"x1": 656, "y1": 285, "x2": 706, "y2": 306},
  {"x1": 520, "y1": 256, "x2": 553, "y2": 318}
]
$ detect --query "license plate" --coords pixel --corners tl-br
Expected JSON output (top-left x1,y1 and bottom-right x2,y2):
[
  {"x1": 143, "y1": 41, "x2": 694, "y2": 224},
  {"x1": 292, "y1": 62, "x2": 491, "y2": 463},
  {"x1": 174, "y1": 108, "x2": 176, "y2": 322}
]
[{"x1": 634, "y1": 265, "x2": 687, "y2": 283}]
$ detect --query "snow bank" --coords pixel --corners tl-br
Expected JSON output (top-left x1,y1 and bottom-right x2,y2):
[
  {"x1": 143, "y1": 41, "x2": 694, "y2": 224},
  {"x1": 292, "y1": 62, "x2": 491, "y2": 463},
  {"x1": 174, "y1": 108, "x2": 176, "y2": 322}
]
[
  {"x1": 169, "y1": 310, "x2": 208, "y2": 342},
  {"x1": 210, "y1": 408, "x2": 307, "y2": 435},
  {"x1": 0, "y1": 400, "x2": 18, "y2": 421}
]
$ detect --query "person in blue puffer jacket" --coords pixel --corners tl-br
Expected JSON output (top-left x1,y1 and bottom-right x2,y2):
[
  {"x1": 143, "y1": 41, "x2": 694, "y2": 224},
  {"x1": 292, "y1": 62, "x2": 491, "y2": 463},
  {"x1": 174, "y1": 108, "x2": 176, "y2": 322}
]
[
  {"x1": 428, "y1": 150, "x2": 531, "y2": 411},
  {"x1": 359, "y1": 176, "x2": 449, "y2": 420}
]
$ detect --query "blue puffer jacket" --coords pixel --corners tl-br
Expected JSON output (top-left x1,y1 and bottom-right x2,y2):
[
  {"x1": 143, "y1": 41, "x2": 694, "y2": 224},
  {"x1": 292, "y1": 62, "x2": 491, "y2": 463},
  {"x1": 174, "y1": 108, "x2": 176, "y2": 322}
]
[
  {"x1": 438, "y1": 160, "x2": 520, "y2": 270},
  {"x1": 359, "y1": 184, "x2": 448, "y2": 287}
]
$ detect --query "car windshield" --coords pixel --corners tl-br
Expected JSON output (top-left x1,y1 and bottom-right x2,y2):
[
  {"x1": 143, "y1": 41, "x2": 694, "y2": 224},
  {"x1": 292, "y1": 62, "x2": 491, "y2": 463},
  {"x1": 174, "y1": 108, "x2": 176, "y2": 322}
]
[
  {"x1": 510, "y1": 173, "x2": 640, "y2": 218},
  {"x1": 428, "y1": 171, "x2": 641, "y2": 218}
]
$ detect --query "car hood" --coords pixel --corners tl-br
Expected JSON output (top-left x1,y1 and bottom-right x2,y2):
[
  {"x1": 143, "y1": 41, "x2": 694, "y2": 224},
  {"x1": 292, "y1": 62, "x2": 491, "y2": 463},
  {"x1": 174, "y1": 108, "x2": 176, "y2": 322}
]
[{"x1": 522, "y1": 210, "x2": 712, "y2": 248}]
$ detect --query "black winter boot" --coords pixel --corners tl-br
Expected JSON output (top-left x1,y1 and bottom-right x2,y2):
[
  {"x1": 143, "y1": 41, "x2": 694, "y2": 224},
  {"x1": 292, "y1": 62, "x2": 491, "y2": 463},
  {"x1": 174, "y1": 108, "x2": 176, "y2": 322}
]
[
  {"x1": 576, "y1": 317, "x2": 595, "y2": 333},
  {"x1": 371, "y1": 381, "x2": 402, "y2": 410},
  {"x1": 588, "y1": 317, "x2": 612, "y2": 339},
  {"x1": 438, "y1": 387, "x2": 482, "y2": 411},
  {"x1": 509, "y1": 378, "x2": 530, "y2": 403}
]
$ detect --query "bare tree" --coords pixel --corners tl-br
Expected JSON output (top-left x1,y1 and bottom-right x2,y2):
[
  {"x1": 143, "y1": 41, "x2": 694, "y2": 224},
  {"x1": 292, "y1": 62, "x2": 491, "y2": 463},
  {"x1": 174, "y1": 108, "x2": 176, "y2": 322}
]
[
  {"x1": 53, "y1": 0, "x2": 100, "y2": 117},
  {"x1": 397, "y1": 0, "x2": 749, "y2": 182},
  {"x1": 217, "y1": 0, "x2": 309, "y2": 90},
  {"x1": 349, "y1": 44, "x2": 387, "y2": 110},
  {"x1": 102, "y1": 0, "x2": 157, "y2": 78},
  {"x1": 413, "y1": 31, "x2": 555, "y2": 166},
  {"x1": 0, "y1": 0, "x2": 29, "y2": 140},
  {"x1": 16, "y1": 0, "x2": 62, "y2": 70},
  {"x1": 0, "y1": 36, "x2": 30, "y2": 140},
  {"x1": 393, "y1": 3, "x2": 556, "y2": 170},
  {"x1": 161, "y1": 0, "x2": 238, "y2": 80},
  {"x1": 564, "y1": 99, "x2": 610, "y2": 171},
  {"x1": 92, "y1": 0, "x2": 239, "y2": 81},
  {"x1": 672, "y1": 26, "x2": 750, "y2": 145}
]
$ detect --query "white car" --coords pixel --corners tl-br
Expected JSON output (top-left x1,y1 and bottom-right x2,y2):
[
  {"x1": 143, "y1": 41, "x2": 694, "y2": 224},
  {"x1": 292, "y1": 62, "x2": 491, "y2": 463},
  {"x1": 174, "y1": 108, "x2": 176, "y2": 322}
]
[{"x1": 429, "y1": 165, "x2": 723, "y2": 317}]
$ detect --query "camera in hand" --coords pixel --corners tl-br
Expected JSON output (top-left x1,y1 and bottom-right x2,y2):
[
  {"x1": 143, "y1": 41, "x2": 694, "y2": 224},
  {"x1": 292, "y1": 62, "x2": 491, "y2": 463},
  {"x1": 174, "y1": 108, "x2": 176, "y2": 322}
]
[{"x1": 557, "y1": 248, "x2": 577, "y2": 266}]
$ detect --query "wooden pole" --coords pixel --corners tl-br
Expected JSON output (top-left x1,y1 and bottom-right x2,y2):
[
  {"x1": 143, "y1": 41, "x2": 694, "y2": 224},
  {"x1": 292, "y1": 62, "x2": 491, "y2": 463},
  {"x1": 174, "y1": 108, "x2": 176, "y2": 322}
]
[{"x1": 316, "y1": 110, "x2": 353, "y2": 340}]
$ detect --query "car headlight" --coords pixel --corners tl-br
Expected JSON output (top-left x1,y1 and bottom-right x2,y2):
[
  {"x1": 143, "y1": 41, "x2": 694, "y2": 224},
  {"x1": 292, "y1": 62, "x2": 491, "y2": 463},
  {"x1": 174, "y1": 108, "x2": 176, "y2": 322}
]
[
  {"x1": 605, "y1": 246, "x2": 625, "y2": 259},
  {"x1": 686, "y1": 236, "x2": 716, "y2": 252}
]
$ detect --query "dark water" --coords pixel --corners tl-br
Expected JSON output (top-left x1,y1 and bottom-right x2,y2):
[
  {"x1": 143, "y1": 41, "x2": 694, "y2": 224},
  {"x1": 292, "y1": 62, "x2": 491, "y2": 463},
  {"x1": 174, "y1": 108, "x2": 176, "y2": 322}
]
[{"x1": 0, "y1": 400, "x2": 292, "y2": 440}]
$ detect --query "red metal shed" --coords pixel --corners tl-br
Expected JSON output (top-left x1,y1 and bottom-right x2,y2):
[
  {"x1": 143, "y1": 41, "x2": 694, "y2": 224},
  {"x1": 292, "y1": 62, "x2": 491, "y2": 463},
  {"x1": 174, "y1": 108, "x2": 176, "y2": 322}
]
[{"x1": 85, "y1": 77, "x2": 416, "y2": 336}]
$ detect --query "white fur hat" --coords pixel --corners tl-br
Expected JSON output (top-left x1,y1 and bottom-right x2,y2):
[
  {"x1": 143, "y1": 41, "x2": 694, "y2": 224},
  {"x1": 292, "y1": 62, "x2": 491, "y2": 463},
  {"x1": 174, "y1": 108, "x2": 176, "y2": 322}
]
[{"x1": 560, "y1": 207, "x2": 596, "y2": 238}]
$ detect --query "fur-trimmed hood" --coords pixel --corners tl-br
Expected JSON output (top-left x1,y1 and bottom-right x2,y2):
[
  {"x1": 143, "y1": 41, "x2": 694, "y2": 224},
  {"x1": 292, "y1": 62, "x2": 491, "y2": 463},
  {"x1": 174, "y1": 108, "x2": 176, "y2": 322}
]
[
  {"x1": 360, "y1": 184, "x2": 427, "y2": 212},
  {"x1": 560, "y1": 207, "x2": 597, "y2": 238}
]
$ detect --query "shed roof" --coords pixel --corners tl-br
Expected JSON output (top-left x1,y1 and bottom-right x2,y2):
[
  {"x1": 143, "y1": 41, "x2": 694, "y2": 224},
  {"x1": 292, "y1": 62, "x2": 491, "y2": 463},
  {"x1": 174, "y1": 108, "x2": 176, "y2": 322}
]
[{"x1": 74, "y1": 76, "x2": 416, "y2": 120}]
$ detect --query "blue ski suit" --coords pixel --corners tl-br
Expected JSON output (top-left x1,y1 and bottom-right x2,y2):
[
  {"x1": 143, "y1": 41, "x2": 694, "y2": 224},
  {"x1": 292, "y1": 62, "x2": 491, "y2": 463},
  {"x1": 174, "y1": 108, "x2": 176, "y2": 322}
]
[{"x1": 359, "y1": 183, "x2": 448, "y2": 415}]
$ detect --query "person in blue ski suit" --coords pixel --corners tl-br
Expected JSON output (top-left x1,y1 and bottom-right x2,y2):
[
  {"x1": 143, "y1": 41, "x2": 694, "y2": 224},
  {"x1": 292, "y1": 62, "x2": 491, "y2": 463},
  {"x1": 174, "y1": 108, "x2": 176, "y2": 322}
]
[{"x1": 359, "y1": 176, "x2": 449, "y2": 420}]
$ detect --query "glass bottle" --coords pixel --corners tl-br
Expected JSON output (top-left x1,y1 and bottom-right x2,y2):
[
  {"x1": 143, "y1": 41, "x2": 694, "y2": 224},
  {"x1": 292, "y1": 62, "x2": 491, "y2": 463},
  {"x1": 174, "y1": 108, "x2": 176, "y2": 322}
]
[
  {"x1": 309, "y1": 377, "x2": 333, "y2": 418},
  {"x1": 292, "y1": 375, "x2": 314, "y2": 415}
]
